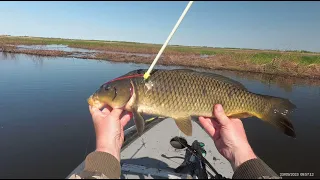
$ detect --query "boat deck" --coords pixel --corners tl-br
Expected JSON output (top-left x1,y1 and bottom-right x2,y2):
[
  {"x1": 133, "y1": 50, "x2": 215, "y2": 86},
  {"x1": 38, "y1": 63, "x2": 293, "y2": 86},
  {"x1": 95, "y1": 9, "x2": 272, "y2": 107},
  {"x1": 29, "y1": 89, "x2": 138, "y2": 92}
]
[{"x1": 67, "y1": 118, "x2": 234, "y2": 179}]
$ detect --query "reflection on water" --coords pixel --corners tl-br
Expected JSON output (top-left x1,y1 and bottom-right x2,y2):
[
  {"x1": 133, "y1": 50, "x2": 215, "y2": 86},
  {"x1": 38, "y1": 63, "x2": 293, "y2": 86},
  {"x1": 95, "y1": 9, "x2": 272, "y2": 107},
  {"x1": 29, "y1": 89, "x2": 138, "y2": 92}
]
[
  {"x1": 0, "y1": 51, "x2": 17, "y2": 61},
  {"x1": 0, "y1": 52, "x2": 319, "y2": 178}
]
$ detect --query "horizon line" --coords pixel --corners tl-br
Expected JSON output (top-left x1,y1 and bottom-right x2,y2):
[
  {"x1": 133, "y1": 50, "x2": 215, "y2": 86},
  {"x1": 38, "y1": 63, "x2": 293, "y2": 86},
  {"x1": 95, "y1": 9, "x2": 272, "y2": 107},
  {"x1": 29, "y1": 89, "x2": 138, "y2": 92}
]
[{"x1": 1, "y1": 34, "x2": 318, "y2": 53}]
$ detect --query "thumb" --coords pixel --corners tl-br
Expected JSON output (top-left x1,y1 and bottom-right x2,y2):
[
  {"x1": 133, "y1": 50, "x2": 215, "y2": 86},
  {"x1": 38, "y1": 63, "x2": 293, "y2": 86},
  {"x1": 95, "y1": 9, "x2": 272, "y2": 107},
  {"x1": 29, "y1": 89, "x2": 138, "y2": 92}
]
[
  {"x1": 214, "y1": 104, "x2": 230, "y2": 126},
  {"x1": 89, "y1": 105, "x2": 100, "y2": 116}
]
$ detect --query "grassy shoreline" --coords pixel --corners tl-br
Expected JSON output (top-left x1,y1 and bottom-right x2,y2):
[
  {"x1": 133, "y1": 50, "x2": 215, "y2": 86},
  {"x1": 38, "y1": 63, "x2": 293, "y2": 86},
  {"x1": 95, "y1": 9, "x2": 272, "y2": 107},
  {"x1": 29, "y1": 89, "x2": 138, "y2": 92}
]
[{"x1": 1, "y1": 35, "x2": 320, "y2": 79}]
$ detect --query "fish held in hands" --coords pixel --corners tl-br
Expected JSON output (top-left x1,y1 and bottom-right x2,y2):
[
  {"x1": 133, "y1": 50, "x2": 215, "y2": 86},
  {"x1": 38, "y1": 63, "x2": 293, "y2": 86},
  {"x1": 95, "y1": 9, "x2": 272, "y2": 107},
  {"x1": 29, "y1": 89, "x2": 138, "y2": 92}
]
[{"x1": 88, "y1": 69, "x2": 297, "y2": 138}]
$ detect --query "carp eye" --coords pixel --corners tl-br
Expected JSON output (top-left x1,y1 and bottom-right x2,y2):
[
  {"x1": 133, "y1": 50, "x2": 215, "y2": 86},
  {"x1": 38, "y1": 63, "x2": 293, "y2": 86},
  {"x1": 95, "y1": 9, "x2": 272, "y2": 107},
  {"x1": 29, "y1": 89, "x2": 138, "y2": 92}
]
[{"x1": 103, "y1": 84, "x2": 111, "y2": 91}]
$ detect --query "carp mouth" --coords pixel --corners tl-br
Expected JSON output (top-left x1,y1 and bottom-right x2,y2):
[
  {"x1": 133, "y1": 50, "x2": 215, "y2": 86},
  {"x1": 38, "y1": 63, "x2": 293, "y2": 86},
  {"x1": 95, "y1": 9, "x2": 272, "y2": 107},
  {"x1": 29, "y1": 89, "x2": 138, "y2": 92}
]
[
  {"x1": 87, "y1": 94, "x2": 105, "y2": 109},
  {"x1": 87, "y1": 79, "x2": 137, "y2": 111}
]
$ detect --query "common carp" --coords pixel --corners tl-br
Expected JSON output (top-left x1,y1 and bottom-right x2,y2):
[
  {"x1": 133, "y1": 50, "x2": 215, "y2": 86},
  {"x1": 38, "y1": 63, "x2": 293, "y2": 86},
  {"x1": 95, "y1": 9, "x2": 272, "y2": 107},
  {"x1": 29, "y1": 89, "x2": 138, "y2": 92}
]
[{"x1": 88, "y1": 69, "x2": 296, "y2": 138}]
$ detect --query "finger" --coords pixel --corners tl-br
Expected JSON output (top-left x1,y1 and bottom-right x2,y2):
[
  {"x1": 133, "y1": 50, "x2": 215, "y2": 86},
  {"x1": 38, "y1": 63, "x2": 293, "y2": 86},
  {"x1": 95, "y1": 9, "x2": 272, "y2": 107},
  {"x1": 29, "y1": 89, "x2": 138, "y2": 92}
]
[
  {"x1": 120, "y1": 113, "x2": 132, "y2": 127},
  {"x1": 210, "y1": 119, "x2": 220, "y2": 129},
  {"x1": 101, "y1": 105, "x2": 112, "y2": 114},
  {"x1": 199, "y1": 117, "x2": 216, "y2": 138},
  {"x1": 119, "y1": 110, "x2": 128, "y2": 119},
  {"x1": 89, "y1": 105, "x2": 100, "y2": 116},
  {"x1": 109, "y1": 108, "x2": 124, "y2": 119},
  {"x1": 121, "y1": 112, "x2": 133, "y2": 121},
  {"x1": 200, "y1": 116, "x2": 220, "y2": 128},
  {"x1": 214, "y1": 104, "x2": 230, "y2": 126},
  {"x1": 211, "y1": 120, "x2": 221, "y2": 140}
]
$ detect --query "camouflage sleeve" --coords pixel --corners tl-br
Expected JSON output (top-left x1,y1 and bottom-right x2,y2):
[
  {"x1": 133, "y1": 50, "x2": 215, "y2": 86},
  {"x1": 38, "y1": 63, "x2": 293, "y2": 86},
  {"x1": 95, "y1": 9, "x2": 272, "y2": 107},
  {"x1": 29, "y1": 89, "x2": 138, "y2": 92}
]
[
  {"x1": 232, "y1": 158, "x2": 281, "y2": 179},
  {"x1": 68, "y1": 151, "x2": 121, "y2": 179}
]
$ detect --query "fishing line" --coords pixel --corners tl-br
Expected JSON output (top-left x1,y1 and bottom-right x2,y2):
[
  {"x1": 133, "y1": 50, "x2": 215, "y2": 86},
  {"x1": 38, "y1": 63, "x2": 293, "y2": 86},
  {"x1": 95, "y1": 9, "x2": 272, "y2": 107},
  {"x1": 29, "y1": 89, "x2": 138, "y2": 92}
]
[{"x1": 143, "y1": 1, "x2": 194, "y2": 80}]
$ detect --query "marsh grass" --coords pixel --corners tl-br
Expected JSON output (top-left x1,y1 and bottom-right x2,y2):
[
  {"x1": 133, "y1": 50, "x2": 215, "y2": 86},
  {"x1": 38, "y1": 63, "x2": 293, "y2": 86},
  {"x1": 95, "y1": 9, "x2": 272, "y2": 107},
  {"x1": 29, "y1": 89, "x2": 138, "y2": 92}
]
[
  {"x1": 250, "y1": 53, "x2": 280, "y2": 64},
  {"x1": 1, "y1": 36, "x2": 320, "y2": 78},
  {"x1": 300, "y1": 56, "x2": 320, "y2": 65}
]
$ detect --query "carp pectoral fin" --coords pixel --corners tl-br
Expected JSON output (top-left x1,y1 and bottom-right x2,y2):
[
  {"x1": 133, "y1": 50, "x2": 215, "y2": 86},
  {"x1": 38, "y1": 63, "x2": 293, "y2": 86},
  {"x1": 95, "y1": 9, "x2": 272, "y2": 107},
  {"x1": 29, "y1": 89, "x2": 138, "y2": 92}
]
[
  {"x1": 133, "y1": 109, "x2": 145, "y2": 136},
  {"x1": 229, "y1": 112, "x2": 253, "y2": 119},
  {"x1": 174, "y1": 117, "x2": 192, "y2": 136}
]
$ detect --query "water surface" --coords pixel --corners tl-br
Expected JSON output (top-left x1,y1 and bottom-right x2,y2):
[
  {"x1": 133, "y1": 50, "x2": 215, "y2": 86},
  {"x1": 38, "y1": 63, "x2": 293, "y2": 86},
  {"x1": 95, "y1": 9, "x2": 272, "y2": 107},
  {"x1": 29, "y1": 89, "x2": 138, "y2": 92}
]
[
  {"x1": 0, "y1": 52, "x2": 319, "y2": 178},
  {"x1": 16, "y1": 44, "x2": 100, "y2": 53}
]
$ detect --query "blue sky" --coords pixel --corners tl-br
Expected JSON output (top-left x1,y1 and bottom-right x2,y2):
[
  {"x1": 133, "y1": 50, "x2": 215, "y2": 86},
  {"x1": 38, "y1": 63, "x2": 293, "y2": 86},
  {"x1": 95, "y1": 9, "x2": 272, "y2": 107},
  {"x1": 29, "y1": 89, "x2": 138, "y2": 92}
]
[{"x1": 1, "y1": 1, "x2": 319, "y2": 52}]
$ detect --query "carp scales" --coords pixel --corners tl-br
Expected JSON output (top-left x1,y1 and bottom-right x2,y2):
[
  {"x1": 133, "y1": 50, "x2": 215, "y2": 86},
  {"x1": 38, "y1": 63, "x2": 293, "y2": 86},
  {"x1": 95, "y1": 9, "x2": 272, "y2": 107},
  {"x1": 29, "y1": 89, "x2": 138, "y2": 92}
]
[{"x1": 88, "y1": 69, "x2": 296, "y2": 138}]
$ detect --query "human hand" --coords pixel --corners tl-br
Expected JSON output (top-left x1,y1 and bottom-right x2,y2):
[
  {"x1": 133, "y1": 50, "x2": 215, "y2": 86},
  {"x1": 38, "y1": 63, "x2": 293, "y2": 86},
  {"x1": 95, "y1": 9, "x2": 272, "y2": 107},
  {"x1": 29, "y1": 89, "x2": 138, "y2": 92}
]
[
  {"x1": 89, "y1": 105, "x2": 132, "y2": 162},
  {"x1": 199, "y1": 104, "x2": 257, "y2": 170}
]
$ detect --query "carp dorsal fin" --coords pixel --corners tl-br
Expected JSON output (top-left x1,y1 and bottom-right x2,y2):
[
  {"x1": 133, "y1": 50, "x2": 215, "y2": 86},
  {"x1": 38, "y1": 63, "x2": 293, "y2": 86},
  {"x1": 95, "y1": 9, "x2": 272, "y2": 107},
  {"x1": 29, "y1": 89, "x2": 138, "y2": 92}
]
[
  {"x1": 170, "y1": 69, "x2": 247, "y2": 90},
  {"x1": 173, "y1": 116, "x2": 193, "y2": 136}
]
